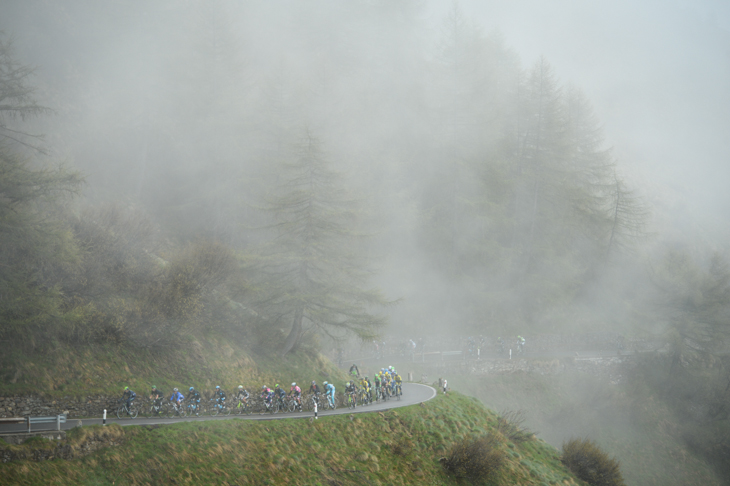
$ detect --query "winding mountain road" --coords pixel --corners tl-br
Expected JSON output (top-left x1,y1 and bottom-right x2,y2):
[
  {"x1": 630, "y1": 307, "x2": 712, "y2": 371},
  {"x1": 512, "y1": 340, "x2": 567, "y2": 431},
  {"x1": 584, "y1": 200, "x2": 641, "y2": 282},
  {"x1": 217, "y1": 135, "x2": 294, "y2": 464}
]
[{"x1": 0, "y1": 383, "x2": 437, "y2": 435}]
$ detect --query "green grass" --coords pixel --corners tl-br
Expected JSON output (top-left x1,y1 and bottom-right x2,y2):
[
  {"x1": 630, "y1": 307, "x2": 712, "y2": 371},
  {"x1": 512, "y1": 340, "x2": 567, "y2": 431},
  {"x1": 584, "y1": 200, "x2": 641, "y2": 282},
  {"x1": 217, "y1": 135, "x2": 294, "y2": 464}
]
[
  {"x1": 429, "y1": 366, "x2": 723, "y2": 486},
  {"x1": 0, "y1": 392, "x2": 587, "y2": 486},
  {"x1": 0, "y1": 338, "x2": 347, "y2": 402}
]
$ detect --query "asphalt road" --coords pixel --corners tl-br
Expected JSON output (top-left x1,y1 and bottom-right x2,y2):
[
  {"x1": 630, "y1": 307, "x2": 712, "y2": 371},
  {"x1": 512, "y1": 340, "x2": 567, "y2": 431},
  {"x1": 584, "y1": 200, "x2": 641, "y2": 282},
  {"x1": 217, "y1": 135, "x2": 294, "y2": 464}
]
[{"x1": 0, "y1": 383, "x2": 437, "y2": 435}]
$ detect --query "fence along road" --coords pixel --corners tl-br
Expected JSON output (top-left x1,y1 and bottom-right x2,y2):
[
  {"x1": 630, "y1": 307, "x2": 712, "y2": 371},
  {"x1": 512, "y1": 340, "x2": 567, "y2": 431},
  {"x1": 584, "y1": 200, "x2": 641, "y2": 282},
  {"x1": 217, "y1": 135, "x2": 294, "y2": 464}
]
[{"x1": 0, "y1": 383, "x2": 437, "y2": 435}]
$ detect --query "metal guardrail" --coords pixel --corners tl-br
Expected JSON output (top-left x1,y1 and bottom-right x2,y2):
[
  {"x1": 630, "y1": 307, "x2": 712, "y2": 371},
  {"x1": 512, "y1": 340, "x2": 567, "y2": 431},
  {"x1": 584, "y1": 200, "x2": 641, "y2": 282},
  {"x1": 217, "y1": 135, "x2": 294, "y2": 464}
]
[{"x1": 0, "y1": 414, "x2": 66, "y2": 433}]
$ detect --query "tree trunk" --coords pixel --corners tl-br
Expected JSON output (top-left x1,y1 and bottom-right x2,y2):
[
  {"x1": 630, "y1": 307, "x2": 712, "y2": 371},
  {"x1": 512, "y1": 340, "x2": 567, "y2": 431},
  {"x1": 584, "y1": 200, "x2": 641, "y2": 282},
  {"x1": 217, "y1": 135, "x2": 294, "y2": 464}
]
[{"x1": 281, "y1": 308, "x2": 303, "y2": 357}]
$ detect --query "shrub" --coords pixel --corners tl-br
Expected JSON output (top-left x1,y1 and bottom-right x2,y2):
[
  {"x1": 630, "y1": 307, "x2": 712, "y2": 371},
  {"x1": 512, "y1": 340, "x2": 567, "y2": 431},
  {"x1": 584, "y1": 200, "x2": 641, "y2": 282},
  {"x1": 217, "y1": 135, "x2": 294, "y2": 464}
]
[
  {"x1": 496, "y1": 409, "x2": 534, "y2": 443},
  {"x1": 561, "y1": 438, "x2": 625, "y2": 486},
  {"x1": 440, "y1": 434, "x2": 505, "y2": 484}
]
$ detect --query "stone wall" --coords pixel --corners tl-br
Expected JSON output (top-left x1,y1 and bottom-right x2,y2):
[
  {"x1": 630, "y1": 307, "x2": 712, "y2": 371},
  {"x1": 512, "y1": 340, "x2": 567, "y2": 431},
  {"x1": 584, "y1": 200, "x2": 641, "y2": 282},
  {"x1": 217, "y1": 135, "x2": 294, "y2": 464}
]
[
  {"x1": 0, "y1": 395, "x2": 117, "y2": 419},
  {"x1": 469, "y1": 355, "x2": 636, "y2": 384}
]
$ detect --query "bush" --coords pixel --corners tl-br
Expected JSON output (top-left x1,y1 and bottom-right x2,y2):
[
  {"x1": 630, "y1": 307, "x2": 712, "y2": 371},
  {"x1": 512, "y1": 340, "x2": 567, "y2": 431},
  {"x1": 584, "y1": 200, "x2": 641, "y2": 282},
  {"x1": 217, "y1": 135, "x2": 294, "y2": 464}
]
[
  {"x1": 561, "y1": 438, "x2": 625, "y2": 486},
  {"x1": 441, "y1": 434, "x2": 505, "y2": 484},
  {"x1": 497, "y1": 409, "x2": 534, "y2": 443}
]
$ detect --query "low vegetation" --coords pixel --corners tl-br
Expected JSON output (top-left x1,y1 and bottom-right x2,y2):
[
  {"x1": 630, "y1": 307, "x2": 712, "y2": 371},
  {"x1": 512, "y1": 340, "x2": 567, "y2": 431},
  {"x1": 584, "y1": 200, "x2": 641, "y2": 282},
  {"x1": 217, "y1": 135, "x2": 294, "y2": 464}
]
[
  {"x1": 440, "y1": 433, "x2": 505, "y2": 484},
  {"x1": 0, "y1": 392, "x2": 589, "y2": 486},
  {"x1": 0, "y1": 340, "x2": 346, "y2": 402},
  {"x1": 561, "y1": 438, "x2": 625, "y2": 486}
]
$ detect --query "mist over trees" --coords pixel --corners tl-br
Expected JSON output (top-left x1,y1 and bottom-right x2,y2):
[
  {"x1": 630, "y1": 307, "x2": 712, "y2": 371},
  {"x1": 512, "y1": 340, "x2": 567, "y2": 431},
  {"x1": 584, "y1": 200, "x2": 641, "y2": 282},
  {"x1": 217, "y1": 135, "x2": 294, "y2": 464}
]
[{"x1": 0, "y1": 0, "x2": 724, "y2": 357}]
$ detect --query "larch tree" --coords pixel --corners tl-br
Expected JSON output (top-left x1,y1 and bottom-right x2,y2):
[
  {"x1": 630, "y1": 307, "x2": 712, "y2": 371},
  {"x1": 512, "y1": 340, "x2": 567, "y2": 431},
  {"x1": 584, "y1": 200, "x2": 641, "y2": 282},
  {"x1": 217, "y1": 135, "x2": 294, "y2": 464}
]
[
  {"x1": 249, "y1": 129, "x2": 390, "y2": 357},
  {"x1": 0, "y1": 34, "x2": 83, "y2": 343}
]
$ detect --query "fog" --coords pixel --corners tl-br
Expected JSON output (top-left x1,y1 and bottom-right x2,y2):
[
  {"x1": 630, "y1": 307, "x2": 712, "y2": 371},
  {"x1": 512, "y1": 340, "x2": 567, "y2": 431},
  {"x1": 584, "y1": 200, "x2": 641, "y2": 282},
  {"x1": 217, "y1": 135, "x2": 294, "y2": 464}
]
[
  {"x1": 459, "y1": 0, "x2": 730, "y2": 211},
  {"x1": 3, "y1": 0, "x2": 729, "y2": 337},
  {"x1": 3, "y1": 1, "x2": 730, "y2": 483}
]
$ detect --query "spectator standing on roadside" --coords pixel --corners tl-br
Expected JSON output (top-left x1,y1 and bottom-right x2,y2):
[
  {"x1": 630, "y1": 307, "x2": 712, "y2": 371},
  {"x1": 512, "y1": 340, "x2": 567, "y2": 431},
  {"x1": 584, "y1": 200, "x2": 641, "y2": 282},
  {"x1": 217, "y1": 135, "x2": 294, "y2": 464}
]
[{"x1": 442, "y1": 379, "x2": 448, "y2": 394}]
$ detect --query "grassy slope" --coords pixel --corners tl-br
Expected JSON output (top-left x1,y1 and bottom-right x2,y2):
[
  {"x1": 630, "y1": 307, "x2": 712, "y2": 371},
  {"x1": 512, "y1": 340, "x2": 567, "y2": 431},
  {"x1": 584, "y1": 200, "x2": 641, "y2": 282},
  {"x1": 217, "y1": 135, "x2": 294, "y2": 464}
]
[
  {"x1": 0, "y1": 338, "x2": 347, "y2": 402},
  {"x1": 444, "y1": 370, "x2": 722, "y2": 486},
  {"x1": 370, "y1": 358, "x2": 722, "y2": 486},
  {"x1": 0, "y1": 392, "x2": 588, "y2": 486}
]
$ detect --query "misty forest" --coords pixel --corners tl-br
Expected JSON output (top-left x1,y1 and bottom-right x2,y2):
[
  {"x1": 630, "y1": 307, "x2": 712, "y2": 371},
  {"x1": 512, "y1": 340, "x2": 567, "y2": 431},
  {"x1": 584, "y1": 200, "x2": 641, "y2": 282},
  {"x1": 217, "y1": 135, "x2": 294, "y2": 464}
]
[{"x1": 1, "y1": 1, "x2": 730, "y2": 484}]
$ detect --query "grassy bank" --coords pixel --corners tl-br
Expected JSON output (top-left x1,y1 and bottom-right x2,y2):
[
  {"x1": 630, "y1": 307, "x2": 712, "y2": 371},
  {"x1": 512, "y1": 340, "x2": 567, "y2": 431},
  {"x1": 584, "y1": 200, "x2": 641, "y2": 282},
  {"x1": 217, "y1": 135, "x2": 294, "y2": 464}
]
[
  {"x1": 445, "y1": 367, "x2": 721, "y2": 486},
  {"x1": 0, "y1": 392, "x2": 589, "y2": 486},
  {"x1": 0, "y1": 339, "x2": 347, "y2": 401}
]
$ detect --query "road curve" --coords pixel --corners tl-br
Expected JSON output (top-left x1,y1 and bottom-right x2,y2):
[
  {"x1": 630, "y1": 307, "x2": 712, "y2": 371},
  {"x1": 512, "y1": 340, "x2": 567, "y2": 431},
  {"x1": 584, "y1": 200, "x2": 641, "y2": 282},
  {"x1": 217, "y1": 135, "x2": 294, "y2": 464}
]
[{"x1": 0, "y1": 383, "x2": 437, "y2": 435}]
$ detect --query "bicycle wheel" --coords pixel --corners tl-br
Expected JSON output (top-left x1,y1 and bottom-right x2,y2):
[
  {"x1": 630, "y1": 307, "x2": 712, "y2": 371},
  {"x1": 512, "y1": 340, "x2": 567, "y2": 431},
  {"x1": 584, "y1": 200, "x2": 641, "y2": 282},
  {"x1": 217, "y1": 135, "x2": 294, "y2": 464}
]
[
  {"x1": 155, "y1": 402, "x2": 168, "y2": 418},
  {"x1": 130, "y1": 403, "x2": 139, "y2": 419},
  {"x1": 222, "y1": 403, "x2": 231, "y2": 416},
  {"x1": 116, "y1": 405, "x2": 125, "y2": 420}
]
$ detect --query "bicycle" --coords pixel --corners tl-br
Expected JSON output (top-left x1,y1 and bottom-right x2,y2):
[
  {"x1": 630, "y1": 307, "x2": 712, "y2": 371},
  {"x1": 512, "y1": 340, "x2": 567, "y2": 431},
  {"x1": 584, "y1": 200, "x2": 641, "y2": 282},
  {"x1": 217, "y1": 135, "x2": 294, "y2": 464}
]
[
  {"x1": 234, "y1": 397, "x2": 252, "y2": 415},
  {"x1": 394, "y1": 383, "x2": 402, "y2": 401},
  {"x1": 186, "y1": 400, "x2": 203, "y2": 417},
  {"x1": 260, "y1": 397, "x2": 276, "y2": 415},
  {"x1": 209, "y1": 398, "x2": 231, "y2": 416},
  {"x1": 143, "y1": 398, "x2": 167, "y2": 418},
  {"x1": 323, "y1": 393, "x2": 337, "y2": 411},
  {"x1": 116, "y1": 398, "x2": 139, "y2": 419},
  {"x1": 287, "y1": 396, "x2": 303, "y2": 413},
  {"x1": 359, "y1": 389, "x2": 370, "y2": 406},
  {"x1": 347, "y1": 391, "x2": 357, "y2": 409},
  {"x1": 307, "y1": 394, "x2": 321, "y2": 412},
  {"x1": 167, "y1": 401, "x2": 186, "y2": 418}
]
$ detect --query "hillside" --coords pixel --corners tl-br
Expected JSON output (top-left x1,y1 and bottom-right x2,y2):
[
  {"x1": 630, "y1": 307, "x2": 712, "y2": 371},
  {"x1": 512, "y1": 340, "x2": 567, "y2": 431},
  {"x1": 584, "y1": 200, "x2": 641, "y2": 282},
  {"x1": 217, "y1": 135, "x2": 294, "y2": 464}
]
[
  {"x1": 0, "y1": 391, "x2": 594, "y2": 486},
  {"x1": 0, "y1": 338, "x2": 346, "y2": 406}
]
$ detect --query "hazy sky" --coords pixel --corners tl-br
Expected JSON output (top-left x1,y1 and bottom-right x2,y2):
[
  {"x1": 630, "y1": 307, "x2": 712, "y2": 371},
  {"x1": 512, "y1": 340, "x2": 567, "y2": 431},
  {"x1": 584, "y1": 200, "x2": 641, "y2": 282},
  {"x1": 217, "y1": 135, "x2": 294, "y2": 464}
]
[{"x1": 431, "y1": 0, "x2": 730, "y2": 220}]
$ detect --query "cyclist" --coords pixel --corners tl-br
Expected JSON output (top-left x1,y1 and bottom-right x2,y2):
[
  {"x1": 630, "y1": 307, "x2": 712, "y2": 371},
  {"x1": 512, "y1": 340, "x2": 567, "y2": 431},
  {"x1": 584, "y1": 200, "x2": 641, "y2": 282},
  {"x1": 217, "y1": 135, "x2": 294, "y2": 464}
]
[
  {"x1": 345, "y1": 381, "x2": 357, "y2": 406},
  {"x1": 214, "y1": 385, "x2": 227, "y2": 410},
  {"x1": 149, "y1": 385, "x2": 163, "y2": 404},
  {"x1": 236, "y1": 385, "x2": 249, "y2": 403},
  {"x1": 274, "y1": 384, "x2": 287, "y2": 409},
  {"x1": 349, "y1": 363, "x2": 359, "y2": 379},
  {"x1": 394, "y1": 372, "x2": 403, "y2": 396},
  {"x1": 122, "y1": 386, "x2": 136, "y2": 409},
  {"x1": 323, "y1": 381, "x2": 336, "y2": 408},
  {"x1": 261, "y1": 385, "x2": 273, "y2": 409},
  {"x1": 373, "y1": 373, "x2": 381, "y2": 399},
  {"x1": 309, "y1": 380, "x2": 321, "y2": 396},
  {"x1": 188, "y1": 387, "x2": 202, "y2": 415},
  {"x1": 382, "y1": 373, "x2": 392, "y2": 398},
  {"x1": 517, "y1": 335, "x2": 525, "y2": 353},
  {"x1": 289, "y1": 382, "x2": 302, "y2": 410},
  {"x1": 360, "y1": 376, "x2": 371, "y2": 403},
  {"x1": 170, "y1": 387, "x2": 184, "y2": 410}
]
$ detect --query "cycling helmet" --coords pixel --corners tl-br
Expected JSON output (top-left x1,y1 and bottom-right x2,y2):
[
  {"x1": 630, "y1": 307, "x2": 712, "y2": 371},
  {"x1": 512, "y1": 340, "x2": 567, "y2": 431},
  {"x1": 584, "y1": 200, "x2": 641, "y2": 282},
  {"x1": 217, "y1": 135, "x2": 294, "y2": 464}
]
[
  {"x1": 189, "y1": 387, "x2": 194, "y2": 391},
  {"x1": 124, "y1": 386, "x2": 129, "y2": 390},
  {"x1": 174, "y1": 387, "x2": 178, "y2": 392},
  {"x1": 311, "y1": 381, "x2": 316, "y2": 385},
  {"x1": 215, "y1": 386, "x2": 220, "y2": 389},
  {"x1": 365, "y1": 376, "x2": 368, "y2": 379},
  {"x1": 152, "y1": 385, "x2": 157, "y2": 389},
  {"x1": 238, "y1": 385, "x2": 243, "y2": 389},
  {"x1": 262, "y1": 385, "x2": 267, "y2": 389},
  {"x1": 291, "y1": 382, "x2": 296, "y2": 386},
  {"x1": 323, "y1": 381, "x2": 328, "y2": 386}
]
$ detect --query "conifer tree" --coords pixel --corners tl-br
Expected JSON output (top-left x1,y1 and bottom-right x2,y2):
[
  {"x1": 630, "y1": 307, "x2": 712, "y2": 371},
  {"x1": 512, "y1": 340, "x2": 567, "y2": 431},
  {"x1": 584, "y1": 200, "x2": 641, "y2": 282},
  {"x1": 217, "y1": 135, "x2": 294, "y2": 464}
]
[{"x1": 249, "y1": 129, "x2": 390, "y2": 356}]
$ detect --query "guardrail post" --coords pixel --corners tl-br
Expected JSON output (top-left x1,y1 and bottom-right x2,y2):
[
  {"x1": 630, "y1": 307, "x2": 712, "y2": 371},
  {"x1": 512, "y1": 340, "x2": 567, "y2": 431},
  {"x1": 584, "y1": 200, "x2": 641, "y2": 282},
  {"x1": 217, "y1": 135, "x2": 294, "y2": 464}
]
[
  {"x1": 26, "y1": 416, "x2": 30, "y2": 433},
  {"x1": 57, "y1": 415, "x2": 60, "y2": 431},
  {"x1": 103, "y1": 409, "x2": 106, "y2": 426}
]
